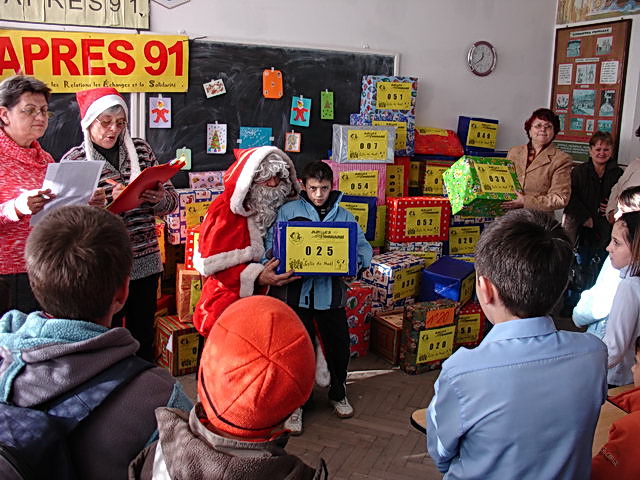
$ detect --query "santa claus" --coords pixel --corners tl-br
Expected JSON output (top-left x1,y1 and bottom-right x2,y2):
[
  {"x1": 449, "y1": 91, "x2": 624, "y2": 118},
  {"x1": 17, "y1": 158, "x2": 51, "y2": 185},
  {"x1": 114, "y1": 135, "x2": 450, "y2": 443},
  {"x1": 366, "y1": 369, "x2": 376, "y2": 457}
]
[{"x1": 192, "y1": 146, "x2": 300, "y2": 336}]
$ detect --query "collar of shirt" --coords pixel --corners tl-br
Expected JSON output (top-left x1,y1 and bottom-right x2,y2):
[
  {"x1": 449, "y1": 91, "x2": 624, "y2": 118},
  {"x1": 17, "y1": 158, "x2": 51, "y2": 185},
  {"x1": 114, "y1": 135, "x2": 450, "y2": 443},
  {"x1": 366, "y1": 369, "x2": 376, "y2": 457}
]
[{"x1": 483, "y1": 316, "x2": 557, "y2": 343}]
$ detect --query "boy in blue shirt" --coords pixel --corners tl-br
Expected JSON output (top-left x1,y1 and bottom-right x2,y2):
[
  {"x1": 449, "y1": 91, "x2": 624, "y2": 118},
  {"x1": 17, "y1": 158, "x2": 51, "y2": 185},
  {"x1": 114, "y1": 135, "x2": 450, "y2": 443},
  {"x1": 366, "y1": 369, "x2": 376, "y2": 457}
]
[
  {"x1": 265, "y1": 161, "x2": 372, "y2": 434},
  {"x1": 427, "y1": 209, "x2": 608, "y2": 479}
]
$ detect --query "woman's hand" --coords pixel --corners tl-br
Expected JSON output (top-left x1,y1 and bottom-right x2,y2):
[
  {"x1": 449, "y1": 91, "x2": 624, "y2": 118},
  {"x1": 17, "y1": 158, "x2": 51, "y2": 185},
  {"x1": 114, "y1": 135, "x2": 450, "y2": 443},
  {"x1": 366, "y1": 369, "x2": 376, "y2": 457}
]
[
  {"x1": 139, "y1": 181, "x2": 165, "y2": 204},
  {"x1": 15, "y1": 189, "x2": 55, "y2": 217},
  {"x1": 111, "y1": 182, "x2": 126, "y2": 200},
  {"x1": 502, "y1": 191, "x2": 525, "y2": 210},
  {"x1": 88, "y1": 188, "x2": 107, "y2": 207}
]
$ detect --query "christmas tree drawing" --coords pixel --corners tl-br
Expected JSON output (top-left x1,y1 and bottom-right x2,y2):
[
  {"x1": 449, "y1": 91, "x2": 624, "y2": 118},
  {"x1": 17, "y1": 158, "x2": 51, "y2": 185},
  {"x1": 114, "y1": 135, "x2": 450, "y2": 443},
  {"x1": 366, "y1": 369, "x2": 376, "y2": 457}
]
[{"x1": 210, "y1": 130, "x2": 221, "y2": 152}]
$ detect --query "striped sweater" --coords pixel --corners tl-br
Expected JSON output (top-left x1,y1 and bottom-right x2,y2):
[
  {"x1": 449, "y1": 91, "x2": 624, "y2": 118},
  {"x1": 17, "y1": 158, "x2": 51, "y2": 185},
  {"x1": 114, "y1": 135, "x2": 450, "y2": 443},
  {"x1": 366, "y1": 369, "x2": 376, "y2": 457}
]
[
  {"x1": 0, "y1": 128, "x2": 54, "y2": 275},
  {"x1": 61, "y1": 138, "x2": 178, "y2": 280}
]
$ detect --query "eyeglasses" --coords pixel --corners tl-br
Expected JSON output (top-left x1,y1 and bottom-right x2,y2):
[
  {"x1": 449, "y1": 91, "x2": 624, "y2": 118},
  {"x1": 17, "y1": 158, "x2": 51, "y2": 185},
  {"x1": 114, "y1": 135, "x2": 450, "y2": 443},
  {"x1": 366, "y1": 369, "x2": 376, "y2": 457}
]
[
  {"x1": 95, "y1": 118, "x2": 127, "y2": 129},
  {"x1": 20, "y1": 106, "x2": 54, "y2": 118},
  {"x1": 532, "y1": 123, "x2": 553, "y2": 131}
]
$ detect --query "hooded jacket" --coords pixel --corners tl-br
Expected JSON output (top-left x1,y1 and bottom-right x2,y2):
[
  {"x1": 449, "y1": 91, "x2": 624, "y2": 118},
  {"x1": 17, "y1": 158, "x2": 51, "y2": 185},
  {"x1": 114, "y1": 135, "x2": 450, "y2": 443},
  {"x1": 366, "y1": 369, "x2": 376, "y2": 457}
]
[
  {"x1": 192, "y1": 147, "x2": 299, "y2": 336},
  {"x1": 0, "y1": 310, "x2": 193, "y2": 480}
]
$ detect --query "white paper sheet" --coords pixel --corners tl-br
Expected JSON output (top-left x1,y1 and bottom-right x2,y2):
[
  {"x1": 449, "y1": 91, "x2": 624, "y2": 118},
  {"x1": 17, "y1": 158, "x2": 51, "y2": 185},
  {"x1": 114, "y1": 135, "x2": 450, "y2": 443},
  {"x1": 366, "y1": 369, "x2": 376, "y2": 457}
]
[{"x1": 31, "y1": 160, "x2": 105, "y2": 226}]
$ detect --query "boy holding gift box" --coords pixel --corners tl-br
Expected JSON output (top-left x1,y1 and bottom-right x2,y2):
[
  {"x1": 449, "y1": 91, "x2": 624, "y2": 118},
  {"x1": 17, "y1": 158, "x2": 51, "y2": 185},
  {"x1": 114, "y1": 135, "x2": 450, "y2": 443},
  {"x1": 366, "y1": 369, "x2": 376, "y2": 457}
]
[
  {"x1": 265, "y1": 161, "x2": 373, "y2": 434},
  {"x1": 426, "y1": 210, "x2": 607, "y2": 479}
]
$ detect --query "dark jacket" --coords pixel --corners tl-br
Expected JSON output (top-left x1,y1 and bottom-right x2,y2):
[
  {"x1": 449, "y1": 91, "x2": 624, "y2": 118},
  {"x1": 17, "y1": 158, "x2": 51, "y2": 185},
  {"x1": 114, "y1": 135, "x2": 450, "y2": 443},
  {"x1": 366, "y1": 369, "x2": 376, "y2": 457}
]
[
  {"x1": 129, "y1": 405, "x2": 328, "y2": 480},
  {"x1": 564, "y1": 159, "x2": 622, "y2": 248}
]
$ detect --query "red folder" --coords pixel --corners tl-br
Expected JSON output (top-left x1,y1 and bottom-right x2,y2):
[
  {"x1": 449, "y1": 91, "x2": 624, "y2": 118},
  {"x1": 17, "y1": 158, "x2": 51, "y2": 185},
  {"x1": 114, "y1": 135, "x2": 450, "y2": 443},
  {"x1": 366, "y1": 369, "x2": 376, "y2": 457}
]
[{"x1": 107, "y1": 160, "x2": 184, "y2": 214}]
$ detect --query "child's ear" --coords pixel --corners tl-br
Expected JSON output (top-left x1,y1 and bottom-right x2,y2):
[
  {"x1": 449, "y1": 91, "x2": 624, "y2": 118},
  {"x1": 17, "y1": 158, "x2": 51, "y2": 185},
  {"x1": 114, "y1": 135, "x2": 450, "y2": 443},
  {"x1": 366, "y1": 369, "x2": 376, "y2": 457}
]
[
  {"x1": 476, "y1": 275, "x2": 496, "y2": 306},
  {"x1": 112, "y1": 276, "x2": 130, "y2": 313}
]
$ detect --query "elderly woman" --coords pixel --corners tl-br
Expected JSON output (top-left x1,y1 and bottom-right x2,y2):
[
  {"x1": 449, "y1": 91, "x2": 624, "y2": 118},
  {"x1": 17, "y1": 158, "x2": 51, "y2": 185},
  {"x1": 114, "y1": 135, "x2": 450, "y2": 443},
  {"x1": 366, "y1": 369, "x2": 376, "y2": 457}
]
[
  {"x1": 503, "y1": 108, "x2": 572, "y2": 212},
  {"x1": 61, "y1": 87, "x2": 178, "y2": 361},
  {"x1": 0, "y1": 75, "x2": 57, "y2": 312}
]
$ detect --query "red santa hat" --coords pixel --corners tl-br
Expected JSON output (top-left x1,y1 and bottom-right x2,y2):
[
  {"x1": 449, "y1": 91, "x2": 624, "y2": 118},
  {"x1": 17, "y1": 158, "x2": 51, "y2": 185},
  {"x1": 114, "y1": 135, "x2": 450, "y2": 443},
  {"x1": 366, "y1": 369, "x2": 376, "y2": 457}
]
[
  {"x1": 198, "y1": 295, "x2": 315, "y2": 439},
  {"x1": 75, "y1": 87, "x2": 140, "y2": 179}
]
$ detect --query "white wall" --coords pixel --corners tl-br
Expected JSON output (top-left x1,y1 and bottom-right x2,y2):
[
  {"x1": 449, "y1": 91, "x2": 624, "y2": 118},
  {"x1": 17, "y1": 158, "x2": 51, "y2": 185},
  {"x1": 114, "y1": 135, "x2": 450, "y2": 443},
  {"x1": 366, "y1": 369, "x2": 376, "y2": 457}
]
[{"x1": 149, "y1": 0, "x2": 559, "y2": 152}]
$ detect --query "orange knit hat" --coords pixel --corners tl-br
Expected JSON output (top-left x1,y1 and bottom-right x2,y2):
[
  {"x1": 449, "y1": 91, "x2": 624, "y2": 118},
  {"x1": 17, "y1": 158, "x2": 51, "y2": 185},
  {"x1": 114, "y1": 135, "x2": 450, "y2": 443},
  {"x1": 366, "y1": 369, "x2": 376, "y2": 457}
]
[{"x1": 197, "y1": 296, "x2": 315, "y2": 439}]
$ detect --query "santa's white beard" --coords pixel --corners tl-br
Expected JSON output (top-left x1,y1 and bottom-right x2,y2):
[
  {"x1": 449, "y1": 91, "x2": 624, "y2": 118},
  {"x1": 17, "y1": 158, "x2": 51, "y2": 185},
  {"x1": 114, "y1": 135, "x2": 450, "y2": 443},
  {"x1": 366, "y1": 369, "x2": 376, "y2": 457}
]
[{"x1": 246, "y1": 180, "x2": 292, "y2": 236}]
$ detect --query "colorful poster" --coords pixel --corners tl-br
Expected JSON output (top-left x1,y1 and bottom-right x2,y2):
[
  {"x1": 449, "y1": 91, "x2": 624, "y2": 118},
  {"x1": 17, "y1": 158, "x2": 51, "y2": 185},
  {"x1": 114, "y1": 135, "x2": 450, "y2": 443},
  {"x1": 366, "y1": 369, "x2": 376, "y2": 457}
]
[
  {"x1": 321, "y1": 90, "x2": 334, "y2": 120},
  {"x1": 239, "y1": 127, "x2": 272, "y2": 148},
  {"x1": 290, "y1": 96, "x2": 311, "y2": 127},
  {"x1": 207, "y1": 124, "x2": 227, "y2": 154},
  {"x1": 557, "y1": 0, "x2": 640, "y2": 24},
  {"x1": 149, "y1": 96, "x2": 171, "y2": 128},
  {"x1": 0, "y1": 30, "x2": 188, "y2": 93},
  {"x1": 284, "y1": 131, "x2": 301, "y2": 152}
]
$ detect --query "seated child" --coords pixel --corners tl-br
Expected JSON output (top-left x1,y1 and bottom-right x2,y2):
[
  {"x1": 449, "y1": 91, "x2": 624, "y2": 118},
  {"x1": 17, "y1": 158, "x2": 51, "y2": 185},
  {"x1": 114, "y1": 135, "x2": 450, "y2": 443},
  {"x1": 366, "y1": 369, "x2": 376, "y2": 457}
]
[
  {"x1": 426, "y1": 209, "x2": 608, "y2": 479},
  {"x1": 592, "y1": 337, "x2": 640, "y2": 479},
  {"x1": 0, "y1": 206, "x2": 192, "y2": 480},
  {"x1": 603, "y1": 211, "x2": 640, "y2": 386},
  {"x1": 264, "y1": 160, "x2": 373, "y2": 434},
  {"x1": 128, "y1": 295, "x2": 328, "y2": 479},
  {"x1": 573, "y1": 186, "x2": 640, "y2": 338}
]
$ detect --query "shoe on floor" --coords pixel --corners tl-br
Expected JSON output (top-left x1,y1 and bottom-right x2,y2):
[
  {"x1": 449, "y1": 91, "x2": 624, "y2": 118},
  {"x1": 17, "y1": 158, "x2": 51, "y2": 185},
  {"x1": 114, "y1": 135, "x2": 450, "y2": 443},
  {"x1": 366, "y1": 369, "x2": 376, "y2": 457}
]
[
  {"x1": 330, "y1": 397, "x2": 354, "y2": 418},
  {"x1": 284, "y1": 407, "x2": 303, "y2": 435}
]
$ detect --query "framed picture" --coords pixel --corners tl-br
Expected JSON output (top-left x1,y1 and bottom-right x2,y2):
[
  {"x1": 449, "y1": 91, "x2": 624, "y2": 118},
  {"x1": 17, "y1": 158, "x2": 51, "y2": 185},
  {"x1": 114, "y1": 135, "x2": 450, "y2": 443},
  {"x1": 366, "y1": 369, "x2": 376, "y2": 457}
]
[
  {"x1": 284, "y1": 131, "x2": 302, "y2": 152},
  {"x1": 551, "y1": 19, "x2": 631, "y2": 162}
]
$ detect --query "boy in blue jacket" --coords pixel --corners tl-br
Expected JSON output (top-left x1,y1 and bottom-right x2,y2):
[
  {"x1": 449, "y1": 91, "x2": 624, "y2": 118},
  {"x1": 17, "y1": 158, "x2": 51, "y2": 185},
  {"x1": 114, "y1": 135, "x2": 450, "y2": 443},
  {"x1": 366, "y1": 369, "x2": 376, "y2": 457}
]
[{"x1": 265, "y1": 161, "x2": 373, "y2": 434}]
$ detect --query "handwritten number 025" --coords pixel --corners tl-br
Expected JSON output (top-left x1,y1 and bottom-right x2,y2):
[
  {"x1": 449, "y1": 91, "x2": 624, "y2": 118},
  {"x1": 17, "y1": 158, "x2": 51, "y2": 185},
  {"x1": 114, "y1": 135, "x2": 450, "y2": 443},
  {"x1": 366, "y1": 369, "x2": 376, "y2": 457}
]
[{"x1": 304, "y1": 246, "x2": 334, "y2": 256}]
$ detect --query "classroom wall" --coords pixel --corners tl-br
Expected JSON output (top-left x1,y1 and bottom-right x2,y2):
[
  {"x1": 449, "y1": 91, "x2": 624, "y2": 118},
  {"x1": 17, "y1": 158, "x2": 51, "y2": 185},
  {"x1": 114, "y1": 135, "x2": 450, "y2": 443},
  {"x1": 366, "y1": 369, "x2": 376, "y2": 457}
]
[{"x1": 149, "y1": 0, "x2": 559, "y2": 153}]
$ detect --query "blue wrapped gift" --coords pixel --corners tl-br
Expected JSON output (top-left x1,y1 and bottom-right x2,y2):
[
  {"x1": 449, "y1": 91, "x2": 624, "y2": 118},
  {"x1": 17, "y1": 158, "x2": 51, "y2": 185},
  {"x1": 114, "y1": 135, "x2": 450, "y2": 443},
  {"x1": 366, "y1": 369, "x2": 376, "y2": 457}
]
[
  {"x1": 419, "y1": 256, "x2": 475, "y2": 305},
  {"x1": 340, "y1": 195, "x2": 377, "y2": 241},
  {"x1": 272, "y1": 221, "x2": 358, "y2": 276},
  {"x1": 457, "y1": 116, "x2": 499, "y2": 152}
]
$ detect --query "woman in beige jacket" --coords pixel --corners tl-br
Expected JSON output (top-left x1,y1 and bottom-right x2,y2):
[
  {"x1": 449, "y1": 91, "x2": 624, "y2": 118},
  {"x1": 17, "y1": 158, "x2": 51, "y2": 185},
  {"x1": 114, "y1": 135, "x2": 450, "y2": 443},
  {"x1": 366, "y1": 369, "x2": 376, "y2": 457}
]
[{"x1": 503, "y1": 108, "x2": 572, "y2": 212}]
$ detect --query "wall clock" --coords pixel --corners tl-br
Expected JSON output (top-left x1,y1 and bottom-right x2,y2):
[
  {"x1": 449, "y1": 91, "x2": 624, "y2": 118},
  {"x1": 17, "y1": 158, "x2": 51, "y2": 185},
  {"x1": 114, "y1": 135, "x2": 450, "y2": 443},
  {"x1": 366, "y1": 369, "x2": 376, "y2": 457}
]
[{"x1": 467, "y1": 41, "x2": 497, "y2": 77}]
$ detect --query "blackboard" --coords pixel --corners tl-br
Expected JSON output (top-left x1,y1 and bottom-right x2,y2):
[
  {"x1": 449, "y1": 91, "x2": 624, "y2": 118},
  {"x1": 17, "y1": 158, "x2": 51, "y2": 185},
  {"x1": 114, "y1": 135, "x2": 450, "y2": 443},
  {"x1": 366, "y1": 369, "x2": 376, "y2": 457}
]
[
  {"x1": 39, "y1": 93, "x2": 131, "y2": 162},
  {"x1": 145, "y1": 40, "x2": 396, "y2": 188}
]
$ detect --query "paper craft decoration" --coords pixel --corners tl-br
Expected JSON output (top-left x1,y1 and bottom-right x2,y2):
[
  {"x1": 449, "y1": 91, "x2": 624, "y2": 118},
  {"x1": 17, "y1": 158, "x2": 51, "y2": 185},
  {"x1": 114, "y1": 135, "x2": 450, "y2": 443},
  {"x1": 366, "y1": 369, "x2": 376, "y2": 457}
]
[
  {"x1": 203, "y1": 79, "x2": 226, "y2": 98},
  {"x1": 175, "y1": 147, "x2": 192, "y2": 170},
  {"x1": 321, "y1": 90, "x2": 334, "y2": 120},
  {"x1": 263, "y1": 68, "x2": 283, "y2": 99},
  {"x1": 284, "y1": 131, "x2": 301, "y2": 152},
  {"x1": 149, "y1": 96, "x2": 171, "y2": 128},
  {"x1": 290, "y1": 96, "x2": 311, "y2": 127},
  {"x1": 207, "y1": 123, "x2": 227, "y2": 154},
  {"x1": 239, "y1": 126, "x2": 273, "y2": 148},
  {"x1": 107, "y1": 159, "x2": 185, "y2": 214}
]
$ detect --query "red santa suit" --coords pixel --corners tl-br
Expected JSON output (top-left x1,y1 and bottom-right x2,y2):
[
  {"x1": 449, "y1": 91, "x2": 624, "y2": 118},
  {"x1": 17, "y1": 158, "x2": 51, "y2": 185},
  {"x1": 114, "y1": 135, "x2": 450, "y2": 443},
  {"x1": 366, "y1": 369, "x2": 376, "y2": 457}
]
[{"x1": 192, "y1": 147, "x2": 299, "y2": 336}]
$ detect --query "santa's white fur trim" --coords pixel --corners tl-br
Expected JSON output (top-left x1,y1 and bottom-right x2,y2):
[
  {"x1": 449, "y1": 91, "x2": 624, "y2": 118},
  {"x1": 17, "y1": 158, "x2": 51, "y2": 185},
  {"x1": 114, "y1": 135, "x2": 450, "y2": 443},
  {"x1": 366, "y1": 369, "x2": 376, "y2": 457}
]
[
  {"x1": 239, "y1": 262, "x2": 265, "y2": 298},
  {"x1": 230, "y1": 147, "x2": 298, "y2": 215},
  {"x1": 196, "y1": 216, "x2": 265, "y2": 276},
  {"x1": 80, "y1": 94, "x2": 127, "y2": 130}
]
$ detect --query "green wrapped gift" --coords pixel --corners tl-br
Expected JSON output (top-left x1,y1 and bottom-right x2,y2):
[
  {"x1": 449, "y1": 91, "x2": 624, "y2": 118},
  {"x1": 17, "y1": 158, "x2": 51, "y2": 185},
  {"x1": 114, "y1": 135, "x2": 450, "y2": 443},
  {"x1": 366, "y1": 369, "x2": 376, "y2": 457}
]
[{"x1": 443, "y1": 156, "x2": 521, "y2": 217}]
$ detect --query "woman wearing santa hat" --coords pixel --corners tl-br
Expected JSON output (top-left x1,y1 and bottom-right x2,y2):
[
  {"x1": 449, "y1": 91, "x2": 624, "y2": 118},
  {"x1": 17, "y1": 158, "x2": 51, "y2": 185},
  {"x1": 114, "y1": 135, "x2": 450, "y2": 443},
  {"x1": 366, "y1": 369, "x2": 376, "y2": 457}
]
[{"x1": 61, "y1": 86, "x2": 178, "y2": 361}]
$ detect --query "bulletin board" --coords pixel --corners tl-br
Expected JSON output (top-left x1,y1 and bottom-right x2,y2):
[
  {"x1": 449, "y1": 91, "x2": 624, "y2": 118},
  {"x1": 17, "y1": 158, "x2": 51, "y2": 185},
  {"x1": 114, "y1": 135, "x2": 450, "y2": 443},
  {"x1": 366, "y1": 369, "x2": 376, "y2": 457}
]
[
  {"x1": 144, "y1": 39, "x2": 397, "y2": 188},
  {"x1": 551, "y1": 19, "x2": 631, "y2": 162}
]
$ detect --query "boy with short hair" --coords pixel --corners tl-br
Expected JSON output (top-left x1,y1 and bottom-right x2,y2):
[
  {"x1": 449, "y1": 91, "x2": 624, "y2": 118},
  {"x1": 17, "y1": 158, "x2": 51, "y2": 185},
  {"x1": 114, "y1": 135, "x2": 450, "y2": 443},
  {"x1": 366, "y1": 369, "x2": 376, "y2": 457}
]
[
  {"x1": 265, "y1": 161, "x2": 373, "y2": 434},
  {"x1": 0, "y1": 206, "x2": 192, "y2": 480},
  {"x1": 427, "y1": 209, "x2": 607, "y2": 479},
  {"x1": 592, "y1": 336, "x2": 640, "y2": 479}
]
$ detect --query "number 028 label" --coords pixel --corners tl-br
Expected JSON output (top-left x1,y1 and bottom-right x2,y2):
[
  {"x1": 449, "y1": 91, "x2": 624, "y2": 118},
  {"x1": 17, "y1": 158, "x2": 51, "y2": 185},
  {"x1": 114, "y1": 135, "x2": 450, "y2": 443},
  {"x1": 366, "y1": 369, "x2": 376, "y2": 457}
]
[{"x1": 417, "y1": 325, "x2": 455, "y2": 364}]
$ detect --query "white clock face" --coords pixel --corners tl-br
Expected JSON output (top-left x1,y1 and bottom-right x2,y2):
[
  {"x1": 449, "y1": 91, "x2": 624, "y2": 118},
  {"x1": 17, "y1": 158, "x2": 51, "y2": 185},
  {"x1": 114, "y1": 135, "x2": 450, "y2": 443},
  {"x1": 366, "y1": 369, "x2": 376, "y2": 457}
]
[{"x1": 469, "y1": 43, "x2": 496, "y2": 76}]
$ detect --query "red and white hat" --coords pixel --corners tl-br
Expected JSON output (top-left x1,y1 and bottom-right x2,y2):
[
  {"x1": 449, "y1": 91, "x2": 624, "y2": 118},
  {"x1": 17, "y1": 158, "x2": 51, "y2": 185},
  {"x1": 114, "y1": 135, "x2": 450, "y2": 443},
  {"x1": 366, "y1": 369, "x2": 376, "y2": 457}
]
[{"x1": 76, "y1": 87, "x2": 140, "y2": 179}]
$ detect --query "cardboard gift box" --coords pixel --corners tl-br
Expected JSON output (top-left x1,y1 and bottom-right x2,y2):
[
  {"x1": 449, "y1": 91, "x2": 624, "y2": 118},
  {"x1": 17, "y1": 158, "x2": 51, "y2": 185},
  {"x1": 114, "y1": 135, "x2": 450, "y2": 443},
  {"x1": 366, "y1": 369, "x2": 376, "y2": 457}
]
[
  {"x1": 386, "y1": 196, "x2": 451, "y2": 243},
  {"x1": 188, "y1": 170, "x2": 225, "y2": 189},
  {"x1": 420, "y1": 256, "x2": 475, "y2": 305},
  {"x1": 154, "y1": 219, "x2": 166, "y2": 264},
  {"x1": 155, "y1": 294, "x2": 175, "y2": 317},
  {"x1": 346, "y1": 281, "x2": 373, "y2": 358},
  {"x1": 370, "y1": 309, "x2": 404, "y2": 364},
  {"x1": 449, "y1": 254, "x2": 476, "y2": 264},
  {"x1": 409, "y1": 159, "x2": 426, "y2": 196},
  {"x1": 457, "y1": 116, "x2": 499, "y2": 152},
  {"x1": 361, "y1": 252, "x2": 424, "y2": 306},
  {"x1": 184, "y1": 225, "x2": 200, "y2": 270},
  {"x1": 386, "y1": 156, "x2": 410, "y2": 198},
  {"x1": 165, "y1": 188, "x2": 223, "y2": 244},
  {"x1": 360, "y1": 75, "x2": 418, "y2": 117},
  {"x1": 341, "y1": 195, "x2": 377, "y2": 241},
  {"x1": 176, "y1": 263, "x2": 202, "y2": 320},
  {"x1": 324, "y1": 160, "x2": 386, "y2": 206},
  {"x1": 332, "y1": 124, "x2": 395, "y2": 164},
  {"x1": 272, "y1": 221, "x2": 358, "y2": 276},
  {"x1": 154, "y1": 315, "x2": 201, "y2": 376},
  {"x1": 400, "y1": 299, "x2": 457, "y2": 374},
  {"x1": 370, "y1": 205, "x2": 386, "y2": 248},
  {"x1": 350, "y1": 112, "x2": 416, "y2": 156},
  {"x1": 454, "y1": 301, "x2": 487, "y2": 348},
  {"x1": 448, "y1": 224, "x2": 482, "y2": 256},
  {"x1": 442, "y1": 156, "x2": 520, "y2": 217},
  {"x1": 370, "y1": 297, "x2": 415, "y2": 316},
  {"x1": 422, "y1": 157, "x2": 455, "y2": 196},
  {"x1": 414, "y1": 127, "x2": 464, "y2": 157},
  {"x1": 385, "y1": 241, "x2": 443, "y2": 268}
]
